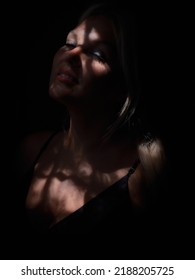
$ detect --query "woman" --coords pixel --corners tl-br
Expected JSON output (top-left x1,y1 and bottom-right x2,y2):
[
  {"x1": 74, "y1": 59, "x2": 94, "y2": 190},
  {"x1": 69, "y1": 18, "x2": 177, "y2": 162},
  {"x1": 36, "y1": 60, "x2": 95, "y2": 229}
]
[{"x1": 15, "y1": 3, "x2": 166, "y2": 237}]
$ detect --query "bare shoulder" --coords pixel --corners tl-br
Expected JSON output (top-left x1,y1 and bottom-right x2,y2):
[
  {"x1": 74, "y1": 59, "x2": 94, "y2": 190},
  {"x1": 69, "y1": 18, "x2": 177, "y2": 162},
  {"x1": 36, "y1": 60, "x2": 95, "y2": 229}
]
[
  {"x1": 13, "y1": 130, "x2": 56, "y2": 180},
  {"x1": 21, "y1": 130, "x2": 55, "y2": 162},
  {"x1": 128, "y1": 137, "x2": 166, "y2": 208},
  {"x1": 138, "y1": 137, "x2": 166, "y2": 181}
]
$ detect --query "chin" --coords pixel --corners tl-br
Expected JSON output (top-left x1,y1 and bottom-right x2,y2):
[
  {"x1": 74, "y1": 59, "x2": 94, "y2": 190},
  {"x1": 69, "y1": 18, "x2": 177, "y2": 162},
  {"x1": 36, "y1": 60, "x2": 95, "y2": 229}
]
[{"x1": 49, "y1": 82, "x2": 72, "y2": 98}]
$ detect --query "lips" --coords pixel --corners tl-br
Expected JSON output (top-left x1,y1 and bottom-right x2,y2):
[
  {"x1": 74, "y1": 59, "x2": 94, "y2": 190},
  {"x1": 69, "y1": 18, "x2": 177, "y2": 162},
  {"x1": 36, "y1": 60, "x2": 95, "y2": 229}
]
[{"x1": 56, "y1": 66, "x2": 79, "y2": 85}]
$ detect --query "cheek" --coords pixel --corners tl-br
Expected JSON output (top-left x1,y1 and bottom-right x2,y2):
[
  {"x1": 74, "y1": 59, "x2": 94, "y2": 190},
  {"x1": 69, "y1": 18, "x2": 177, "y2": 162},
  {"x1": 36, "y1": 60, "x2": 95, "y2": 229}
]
[
  {"x1": 83, "y1": 60, "x2": 111, "y2": 78},
  {"x1": 82, "y1": 64, "x2": 120, "y2": 102},
  {"x1": 82, "y1": 62, "x2": 113, "y2": 93},
  {"x1": 83, "y1": 61, "x2": 126, "y2": 102},
  {"x1": 91, "y1": 61, "x2": 111, "y2": 76}
]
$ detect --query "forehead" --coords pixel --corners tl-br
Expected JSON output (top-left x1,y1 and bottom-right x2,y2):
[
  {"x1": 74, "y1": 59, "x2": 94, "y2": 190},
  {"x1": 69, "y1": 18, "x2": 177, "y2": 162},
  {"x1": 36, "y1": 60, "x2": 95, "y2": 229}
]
[{"x1": 68, "y1": 15, "x2": 116, "y2": 44}]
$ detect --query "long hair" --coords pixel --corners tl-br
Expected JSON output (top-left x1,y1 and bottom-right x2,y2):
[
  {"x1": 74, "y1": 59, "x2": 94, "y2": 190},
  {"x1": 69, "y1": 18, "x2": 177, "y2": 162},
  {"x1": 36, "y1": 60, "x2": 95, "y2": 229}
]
[
  {"x1": 79, "y1": 3, "x2": 166, "y2": 183},
  {"x1": 78, "y1": 2, "x2": 141, "y2": 141}
]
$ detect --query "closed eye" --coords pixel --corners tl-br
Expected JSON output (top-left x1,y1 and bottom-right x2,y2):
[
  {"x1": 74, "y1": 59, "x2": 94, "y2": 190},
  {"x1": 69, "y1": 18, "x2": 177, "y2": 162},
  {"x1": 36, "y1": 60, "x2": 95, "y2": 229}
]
[
  {"x1": 62, "y1": 43, "x2": 107, "y2": 64},
  {"x1": 62, "y1": 43, "x2": 76, "y2": 51},
  {"x1": 87, "y1": 49, "x2": 106, "y2": 63}
]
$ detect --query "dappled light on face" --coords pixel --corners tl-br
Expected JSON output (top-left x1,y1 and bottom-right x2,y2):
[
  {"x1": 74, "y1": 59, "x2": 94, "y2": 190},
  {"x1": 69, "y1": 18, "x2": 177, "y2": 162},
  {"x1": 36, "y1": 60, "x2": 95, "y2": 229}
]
[{"x1": 6, "y1": 2, "x2": 177, "y2": 254}]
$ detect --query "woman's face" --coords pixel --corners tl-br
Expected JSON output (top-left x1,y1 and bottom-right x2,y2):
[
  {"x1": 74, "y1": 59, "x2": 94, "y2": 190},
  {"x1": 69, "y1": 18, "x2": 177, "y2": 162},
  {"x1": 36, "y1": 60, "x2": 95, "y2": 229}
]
[{"x1": 49, "y1": 15, "x2": 124, "y2": 108}]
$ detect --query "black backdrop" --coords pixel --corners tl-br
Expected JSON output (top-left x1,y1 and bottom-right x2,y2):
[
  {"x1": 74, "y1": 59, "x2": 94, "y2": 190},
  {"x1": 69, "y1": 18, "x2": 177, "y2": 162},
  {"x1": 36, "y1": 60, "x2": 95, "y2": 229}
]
[
  {"x1": 12, "y1": 3, "x2": 179, "y2": 143},
  {"x1": 2, "y1": 0, "x2": 194, "y2": 259}
]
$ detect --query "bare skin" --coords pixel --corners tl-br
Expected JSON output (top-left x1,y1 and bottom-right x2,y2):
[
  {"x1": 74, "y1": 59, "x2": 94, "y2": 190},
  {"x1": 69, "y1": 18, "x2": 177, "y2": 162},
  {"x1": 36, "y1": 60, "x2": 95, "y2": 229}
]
[
  {"x1": 25, "y1": 130, "x2": 142, "y2": 229},
  {"x1": 23, "y1": 16, "x2": 146, "y2": 229}
]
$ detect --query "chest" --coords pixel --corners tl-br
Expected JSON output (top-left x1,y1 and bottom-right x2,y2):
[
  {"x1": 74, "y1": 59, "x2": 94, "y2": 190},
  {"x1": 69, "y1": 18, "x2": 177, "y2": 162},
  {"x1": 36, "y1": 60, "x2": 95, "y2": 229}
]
[{"x1": 25, "y1": 164, "x2": 129, "y2": 227}]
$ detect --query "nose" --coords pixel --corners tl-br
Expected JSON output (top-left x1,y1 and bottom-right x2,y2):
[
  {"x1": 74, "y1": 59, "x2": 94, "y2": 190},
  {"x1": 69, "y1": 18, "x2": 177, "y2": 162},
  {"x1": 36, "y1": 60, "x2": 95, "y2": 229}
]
[{"x1": 65, "y1": 46, "x2": 82, "y2": 68}]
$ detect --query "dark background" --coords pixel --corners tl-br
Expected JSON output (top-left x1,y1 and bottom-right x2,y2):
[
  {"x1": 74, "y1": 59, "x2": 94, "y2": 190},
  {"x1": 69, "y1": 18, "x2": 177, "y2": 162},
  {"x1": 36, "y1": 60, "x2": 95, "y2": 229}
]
[{"x1": 1, "y1": 0, "x2": 194, "y2": 259}]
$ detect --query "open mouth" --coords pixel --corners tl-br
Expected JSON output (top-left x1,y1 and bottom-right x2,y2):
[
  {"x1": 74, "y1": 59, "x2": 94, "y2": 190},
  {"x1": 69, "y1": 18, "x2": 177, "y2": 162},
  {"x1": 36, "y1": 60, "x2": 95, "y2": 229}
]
[{"x1": 56, "y1": 67, "x2": 79, "y2": 85}]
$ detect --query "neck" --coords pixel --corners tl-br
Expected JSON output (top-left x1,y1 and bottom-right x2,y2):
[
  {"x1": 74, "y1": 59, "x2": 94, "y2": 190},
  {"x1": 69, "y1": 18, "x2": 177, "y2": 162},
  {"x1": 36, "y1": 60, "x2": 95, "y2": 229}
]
[
  {"x1": 60, "y1": 106, "x2": 137, "y2": 173},
  {"x1": 63, "y1": 102, "x2": 135, "y2": 159},
  {"x1": 66, "y1": 109, "x2": 114, "y2": 154}
]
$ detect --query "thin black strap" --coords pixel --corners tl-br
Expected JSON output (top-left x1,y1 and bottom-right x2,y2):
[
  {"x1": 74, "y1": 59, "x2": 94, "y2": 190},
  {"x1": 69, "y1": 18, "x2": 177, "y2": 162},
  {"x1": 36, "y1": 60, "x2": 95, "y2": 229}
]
[
  {"x1": 32, "y1": 130, "x2": 59, "y2": 167},
  {"x1": 127, "y1": 159, "x2": 140, "y2": 177}
]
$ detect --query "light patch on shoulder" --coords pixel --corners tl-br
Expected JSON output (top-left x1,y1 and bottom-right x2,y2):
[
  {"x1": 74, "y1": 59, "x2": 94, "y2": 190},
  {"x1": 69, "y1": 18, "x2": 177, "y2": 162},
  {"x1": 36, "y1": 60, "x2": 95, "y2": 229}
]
[
  {"x1": 78, "y1": 162, "x2": 93, "y2": 177},
  {"x1": 26, "y1": 178, "x2": 47, "y2": 209},
  {"x1": 34, "y1": 161, "x2": 54, "y2": 177},
  {"x1": 138, "y1": 138, "x2": 166, "y2": 182}
]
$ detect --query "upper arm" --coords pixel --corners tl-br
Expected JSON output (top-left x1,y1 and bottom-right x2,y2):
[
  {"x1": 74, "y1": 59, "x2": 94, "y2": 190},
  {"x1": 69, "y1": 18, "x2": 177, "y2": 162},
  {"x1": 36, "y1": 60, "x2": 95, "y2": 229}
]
[{"x1": 128, "y1": 138, "x2": 166, "y2": 209}]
